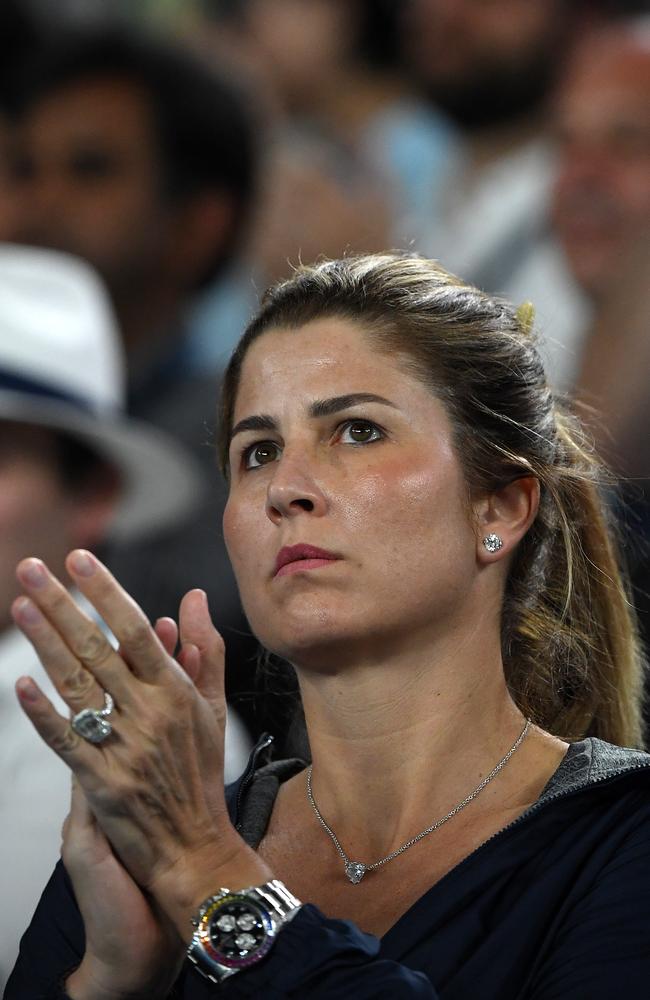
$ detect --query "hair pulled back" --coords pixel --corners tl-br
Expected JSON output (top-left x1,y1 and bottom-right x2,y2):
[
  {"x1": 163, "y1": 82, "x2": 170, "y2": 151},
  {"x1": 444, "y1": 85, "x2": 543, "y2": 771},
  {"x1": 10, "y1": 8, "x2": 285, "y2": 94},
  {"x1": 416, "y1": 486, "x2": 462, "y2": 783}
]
[{"x1": 219, "y1": 253, "x2": 645, "y2": 748}]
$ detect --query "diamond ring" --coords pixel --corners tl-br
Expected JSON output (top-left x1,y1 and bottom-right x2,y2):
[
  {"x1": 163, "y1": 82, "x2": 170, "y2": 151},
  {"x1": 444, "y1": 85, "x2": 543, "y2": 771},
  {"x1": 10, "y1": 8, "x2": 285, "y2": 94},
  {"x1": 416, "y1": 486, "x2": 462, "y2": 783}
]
[{"x1": 71, "y1": 691, "x2": 115, "y2": 745}]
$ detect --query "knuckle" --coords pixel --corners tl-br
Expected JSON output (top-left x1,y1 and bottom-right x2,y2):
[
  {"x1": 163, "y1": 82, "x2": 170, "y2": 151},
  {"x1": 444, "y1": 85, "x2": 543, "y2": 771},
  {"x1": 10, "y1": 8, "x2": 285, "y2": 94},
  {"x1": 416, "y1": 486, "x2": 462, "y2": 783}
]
[
  {"x1": 50, "y1": 725, "x2": 82, "y2": 755},
  {"x1": 60, "y1": 668, "x2": 96, "y2": 704},
  {"x1": 136, "y1": 788, "x2": 166, "y2": 819},
  {"x1": 101, "y1": 778, "x2": 131, "y2": 811},
  {"x1": 173, "y1": 677, "x2": 193, "y2": 705},
  {"x1": 76, "y1": 631, "x2": 112, "y2": 668},
  {"x1": 121, "y1": 617, "x2": 152, "y2": 653},
  {"x1": 48, "y1": 587, "x2": 70, "y2": 617}
]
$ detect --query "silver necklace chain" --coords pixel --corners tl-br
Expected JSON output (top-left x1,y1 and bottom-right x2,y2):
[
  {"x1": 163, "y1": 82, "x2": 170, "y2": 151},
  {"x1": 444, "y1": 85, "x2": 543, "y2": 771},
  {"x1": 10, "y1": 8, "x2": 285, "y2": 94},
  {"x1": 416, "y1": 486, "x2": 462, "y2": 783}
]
[{"x1": 306, "y1": 718, "x2": 531, "y2": 883}]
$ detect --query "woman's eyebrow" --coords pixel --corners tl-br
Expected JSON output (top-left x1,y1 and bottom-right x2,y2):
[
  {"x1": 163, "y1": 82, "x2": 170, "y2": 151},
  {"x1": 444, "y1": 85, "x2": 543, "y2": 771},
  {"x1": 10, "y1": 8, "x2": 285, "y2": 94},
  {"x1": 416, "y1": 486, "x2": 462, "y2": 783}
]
[
  {"x1": 230, "y1": 393, "x2": 398, "y2": 443},
  {"x1": 309, "y1": 393, "x2": 398, "y2": 418},
  {"x1": 230, "y1": 414, "x2": 277, "y2": 442}
]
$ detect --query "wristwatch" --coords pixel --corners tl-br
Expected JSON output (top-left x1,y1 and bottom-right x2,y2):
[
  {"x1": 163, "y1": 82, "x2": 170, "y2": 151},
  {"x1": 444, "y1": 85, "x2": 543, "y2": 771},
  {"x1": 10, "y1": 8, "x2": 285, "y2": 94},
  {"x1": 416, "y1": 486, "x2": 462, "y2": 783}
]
[{"x1": 187, "y1": 879, "x2": 302, "y2": 983}]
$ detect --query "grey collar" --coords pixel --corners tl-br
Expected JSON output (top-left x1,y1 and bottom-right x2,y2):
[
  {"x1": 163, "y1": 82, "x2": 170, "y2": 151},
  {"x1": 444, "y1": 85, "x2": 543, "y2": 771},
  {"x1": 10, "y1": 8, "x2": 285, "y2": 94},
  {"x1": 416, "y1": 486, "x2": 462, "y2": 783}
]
[{"x1": 235, "y1": 737, "x2": 650, "y2": 851}]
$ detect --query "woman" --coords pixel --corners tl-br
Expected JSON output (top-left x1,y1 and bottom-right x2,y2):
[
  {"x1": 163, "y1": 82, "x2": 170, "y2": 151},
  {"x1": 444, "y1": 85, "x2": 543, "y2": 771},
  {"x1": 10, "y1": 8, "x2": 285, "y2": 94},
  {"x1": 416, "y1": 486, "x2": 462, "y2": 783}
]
[{"x1": 6, "y1": 253, "x2": 650, "y2": 998}]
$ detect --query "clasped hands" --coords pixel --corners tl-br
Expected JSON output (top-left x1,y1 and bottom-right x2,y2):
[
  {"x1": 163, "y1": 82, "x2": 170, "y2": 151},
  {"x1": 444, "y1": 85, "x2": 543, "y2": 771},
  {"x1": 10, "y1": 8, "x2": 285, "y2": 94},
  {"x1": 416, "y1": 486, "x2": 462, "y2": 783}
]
[{"x1": 12, "y1": 550, "x2": 272, "y2": 999}]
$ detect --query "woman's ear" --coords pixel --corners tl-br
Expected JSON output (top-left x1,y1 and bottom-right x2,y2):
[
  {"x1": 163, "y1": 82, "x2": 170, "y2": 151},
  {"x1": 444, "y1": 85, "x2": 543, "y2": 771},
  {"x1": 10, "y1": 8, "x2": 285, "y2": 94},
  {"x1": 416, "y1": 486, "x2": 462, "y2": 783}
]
[{"x1": 474, "y1": 476, "x2": 540, "y2": 563}]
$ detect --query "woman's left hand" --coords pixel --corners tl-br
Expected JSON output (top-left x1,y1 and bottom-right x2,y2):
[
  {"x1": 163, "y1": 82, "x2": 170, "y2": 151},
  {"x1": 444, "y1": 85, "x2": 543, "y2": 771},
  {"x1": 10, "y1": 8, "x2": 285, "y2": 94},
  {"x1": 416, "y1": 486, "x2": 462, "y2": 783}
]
[
  {"x1": 11, "y1": 550, "x2": 272, "y2": 933},
  {"x1": 62, "y1": 778, "x2": 185, "y2": 1000}
]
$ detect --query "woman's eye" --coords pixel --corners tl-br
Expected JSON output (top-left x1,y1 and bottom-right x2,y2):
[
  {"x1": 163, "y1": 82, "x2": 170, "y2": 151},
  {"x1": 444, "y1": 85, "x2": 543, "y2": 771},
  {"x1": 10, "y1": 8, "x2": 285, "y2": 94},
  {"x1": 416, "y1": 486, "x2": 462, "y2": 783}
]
[
  {"x1": 243, "y1": 441, "x2": 281, "y2": 469},
  {"x1": 339, "y1": 420, "x2": 383, "y2": 445}
]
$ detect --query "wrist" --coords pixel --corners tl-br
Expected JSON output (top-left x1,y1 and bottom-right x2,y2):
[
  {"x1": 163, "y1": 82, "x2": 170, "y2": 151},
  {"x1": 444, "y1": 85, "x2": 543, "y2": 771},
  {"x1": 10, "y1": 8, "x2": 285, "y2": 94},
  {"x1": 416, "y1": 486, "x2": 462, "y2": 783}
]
[
  {"x1": 65, "y1": 957, "x2": 168, "y2": 1000},
  {"x1": 151, "y1": 840, "x2": 275, "y2": 941}
]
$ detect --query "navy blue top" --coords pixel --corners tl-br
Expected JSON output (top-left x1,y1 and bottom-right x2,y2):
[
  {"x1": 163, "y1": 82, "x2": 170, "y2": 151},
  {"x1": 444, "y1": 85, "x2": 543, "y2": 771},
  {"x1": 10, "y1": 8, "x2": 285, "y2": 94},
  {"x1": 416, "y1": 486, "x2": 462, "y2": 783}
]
[{"x1": 6, "y1": 737, "x2": 650, "y2": 998}]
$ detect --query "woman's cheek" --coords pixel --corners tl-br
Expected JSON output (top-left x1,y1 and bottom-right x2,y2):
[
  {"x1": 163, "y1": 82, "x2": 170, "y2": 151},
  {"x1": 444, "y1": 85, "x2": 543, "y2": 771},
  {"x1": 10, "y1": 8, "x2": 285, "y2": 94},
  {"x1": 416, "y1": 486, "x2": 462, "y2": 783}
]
[{"x1": 223, "y1": 498, "x2": 256, "y2": 575}]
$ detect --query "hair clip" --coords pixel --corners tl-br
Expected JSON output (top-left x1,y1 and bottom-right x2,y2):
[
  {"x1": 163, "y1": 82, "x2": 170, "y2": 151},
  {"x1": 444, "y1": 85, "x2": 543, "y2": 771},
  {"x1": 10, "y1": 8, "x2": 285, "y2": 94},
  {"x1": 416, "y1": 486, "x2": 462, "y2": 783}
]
[{"x1": 515, "y1": 301, "x2": 536, "y2": 336}]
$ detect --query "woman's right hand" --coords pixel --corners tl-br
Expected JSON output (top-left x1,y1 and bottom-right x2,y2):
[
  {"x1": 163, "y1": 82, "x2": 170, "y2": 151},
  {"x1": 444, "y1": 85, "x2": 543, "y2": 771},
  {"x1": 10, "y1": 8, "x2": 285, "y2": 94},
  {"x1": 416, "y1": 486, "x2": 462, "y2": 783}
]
[{"x1": 62, "y1": 778, "x2": 185, "y2": 1000}]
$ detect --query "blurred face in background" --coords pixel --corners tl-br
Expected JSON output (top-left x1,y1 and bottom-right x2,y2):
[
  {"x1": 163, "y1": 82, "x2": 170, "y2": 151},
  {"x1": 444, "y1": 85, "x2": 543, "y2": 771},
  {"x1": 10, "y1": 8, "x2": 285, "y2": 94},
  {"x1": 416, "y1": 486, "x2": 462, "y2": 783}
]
[
  {"x1": 402, "y1": 0, "x2": 567, "y2": 128},
  {"x1": 243, "y1": 0, "x2": 356, "y2": 112},
  {"x1": 551, "y1": 30, "x2": 650, "y2": 300},
  {"x1": 0, "y1": 425, "x2": 86, "y2": 634},
  {"x1": 8, "y1": 77, "x2": 177, "y2": 309}
]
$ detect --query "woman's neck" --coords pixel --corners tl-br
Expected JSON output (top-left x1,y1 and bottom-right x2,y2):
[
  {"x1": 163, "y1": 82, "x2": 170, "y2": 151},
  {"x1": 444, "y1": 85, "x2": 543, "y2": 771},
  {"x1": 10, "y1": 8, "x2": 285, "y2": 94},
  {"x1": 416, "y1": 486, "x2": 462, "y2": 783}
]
[{"x1": 294, "y1": 631, "x2": 537, "y2": 863}]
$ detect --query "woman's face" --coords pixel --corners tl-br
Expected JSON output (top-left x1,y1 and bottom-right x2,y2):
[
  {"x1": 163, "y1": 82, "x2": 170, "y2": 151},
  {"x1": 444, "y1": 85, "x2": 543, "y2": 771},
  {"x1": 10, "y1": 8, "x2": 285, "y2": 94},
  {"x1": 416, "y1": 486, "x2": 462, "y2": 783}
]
[{"x1": 223, "y1": 317, "x2": 480, "y2": 667}]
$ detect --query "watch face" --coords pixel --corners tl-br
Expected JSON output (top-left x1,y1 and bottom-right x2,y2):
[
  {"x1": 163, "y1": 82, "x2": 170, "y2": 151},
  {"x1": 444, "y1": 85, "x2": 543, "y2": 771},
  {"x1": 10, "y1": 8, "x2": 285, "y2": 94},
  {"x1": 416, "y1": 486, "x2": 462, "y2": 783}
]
[{"x1": 199, "y1": 893, "x2": 275, "y2": 970}]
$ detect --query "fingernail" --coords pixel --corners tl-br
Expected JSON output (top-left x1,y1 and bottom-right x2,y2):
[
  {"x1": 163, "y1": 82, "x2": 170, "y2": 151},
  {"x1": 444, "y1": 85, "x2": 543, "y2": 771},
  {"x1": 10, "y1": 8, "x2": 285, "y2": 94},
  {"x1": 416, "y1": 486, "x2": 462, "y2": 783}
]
[
  {"x1": 69, "y1": 550, "x2": 96, "y2": 577},
  {"x1": 14, "y1": 597, "x2": 43, "y2": 626},
  {"x1": 19, "y1": 559, "x2": 47, "y2": 588},
  {"x1": 16, "y1": 677, "x2": 40, "y2": 703}
]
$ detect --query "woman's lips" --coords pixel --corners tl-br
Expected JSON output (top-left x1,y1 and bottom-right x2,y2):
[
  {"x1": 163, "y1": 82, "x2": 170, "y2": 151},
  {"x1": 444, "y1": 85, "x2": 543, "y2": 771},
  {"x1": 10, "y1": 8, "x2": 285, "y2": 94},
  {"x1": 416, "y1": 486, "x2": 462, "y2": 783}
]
[{"x1": 274, "y1": 544, "x2": 340, "y2": 578}]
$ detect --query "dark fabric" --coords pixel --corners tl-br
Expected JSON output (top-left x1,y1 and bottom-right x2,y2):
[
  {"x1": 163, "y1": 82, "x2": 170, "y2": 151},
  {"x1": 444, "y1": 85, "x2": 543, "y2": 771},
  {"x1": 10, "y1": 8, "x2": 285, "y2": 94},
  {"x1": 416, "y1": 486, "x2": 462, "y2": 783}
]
[{"x1": 6, "y1": 738, "x2": 650, "y2": 998}]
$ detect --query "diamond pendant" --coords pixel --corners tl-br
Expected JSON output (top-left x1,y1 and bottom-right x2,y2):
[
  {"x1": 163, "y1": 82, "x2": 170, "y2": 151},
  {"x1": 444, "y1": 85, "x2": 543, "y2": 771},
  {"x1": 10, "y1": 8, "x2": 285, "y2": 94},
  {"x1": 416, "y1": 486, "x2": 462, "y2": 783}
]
[{"x1": 345, "y1": 861, "x2": 367, "y2": 884}]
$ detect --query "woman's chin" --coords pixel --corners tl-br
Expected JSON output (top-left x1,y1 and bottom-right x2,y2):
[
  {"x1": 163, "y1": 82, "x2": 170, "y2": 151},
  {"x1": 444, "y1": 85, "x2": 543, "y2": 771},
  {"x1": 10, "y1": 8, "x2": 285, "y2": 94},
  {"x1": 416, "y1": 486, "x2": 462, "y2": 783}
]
[
  {"x1": 254, "y1": 616, "x2": 358, "y2": 672},
  {"x1": 260, "y1": 627, "x2": 343, "y2": 666}
]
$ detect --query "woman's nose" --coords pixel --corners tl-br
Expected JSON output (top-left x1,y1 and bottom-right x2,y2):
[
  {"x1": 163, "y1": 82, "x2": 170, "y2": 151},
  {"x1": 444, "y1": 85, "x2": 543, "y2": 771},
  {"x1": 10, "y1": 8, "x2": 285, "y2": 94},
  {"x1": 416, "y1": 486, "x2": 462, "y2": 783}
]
[{"x1": 265, "y1": 454, "x2": 328, "y2": 524}]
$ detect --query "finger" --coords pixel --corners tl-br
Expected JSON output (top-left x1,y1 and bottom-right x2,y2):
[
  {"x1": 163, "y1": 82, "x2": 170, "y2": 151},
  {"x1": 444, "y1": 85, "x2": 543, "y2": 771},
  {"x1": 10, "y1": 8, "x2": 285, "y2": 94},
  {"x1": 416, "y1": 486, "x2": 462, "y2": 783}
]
[
  {"x1": 15, "y1": 675, "x2": 95, "y2": 774},
  {"x1": 117, "y1": 617, "x2": 176, "y2": 673},
  {"x1": 69, "y1": 775, "x2": 94, "y2": 829},
  {"x1": 16, "y1": 558, "x2": 133, "y2": 696},
  {"x1": 155, "y1": 617, "x2": 178, "y2": 657},
  {"x1": 64, "y1": 777, "x2": 113, "y2": 869},
  {"x1": 11, "y1": 596, "x2": 109, "y2": 715},
  {"x1": 64, "y1": 550, "x2": 171, "y2": 683},
  {"x1": 178, "y1": 590, "x2": 225, "y2": 707},
  {"x1": 177, "y1": 642, "x2": 201, "y2": 682}
]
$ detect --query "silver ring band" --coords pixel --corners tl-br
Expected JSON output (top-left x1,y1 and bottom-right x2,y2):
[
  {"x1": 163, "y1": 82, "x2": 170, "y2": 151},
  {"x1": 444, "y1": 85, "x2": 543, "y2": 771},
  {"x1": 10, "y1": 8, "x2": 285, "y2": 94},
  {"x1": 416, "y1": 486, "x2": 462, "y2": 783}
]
[{"x1": 71, "y1": 691, "x2": 115, "y2": 744}]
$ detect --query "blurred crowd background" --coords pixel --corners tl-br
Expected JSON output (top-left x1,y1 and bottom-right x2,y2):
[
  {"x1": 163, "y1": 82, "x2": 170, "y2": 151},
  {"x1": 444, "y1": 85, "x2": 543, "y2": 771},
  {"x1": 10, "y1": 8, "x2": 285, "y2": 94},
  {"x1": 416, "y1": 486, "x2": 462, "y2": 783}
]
[
  {"x1": 1, "y1": 0, "x2": 649, "y2": 744},
  {"x1": 0, "y1": 0, "x2": 649, "y2": 980}
]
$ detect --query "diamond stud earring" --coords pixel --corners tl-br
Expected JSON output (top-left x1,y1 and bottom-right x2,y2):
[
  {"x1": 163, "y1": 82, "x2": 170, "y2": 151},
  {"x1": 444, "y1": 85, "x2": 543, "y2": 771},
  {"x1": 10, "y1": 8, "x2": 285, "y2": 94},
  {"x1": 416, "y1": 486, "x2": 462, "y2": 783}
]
[{"x1": 483, "y1": 533, "x2": 504, "y2": 553}]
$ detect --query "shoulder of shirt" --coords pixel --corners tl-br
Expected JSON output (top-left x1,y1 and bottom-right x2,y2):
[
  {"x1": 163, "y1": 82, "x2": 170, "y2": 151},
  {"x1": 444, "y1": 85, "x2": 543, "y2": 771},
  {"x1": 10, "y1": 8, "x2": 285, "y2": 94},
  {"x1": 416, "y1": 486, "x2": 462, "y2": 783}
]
[{"x1": 538, "y1": 736, "x2": 650, "y2": 804}]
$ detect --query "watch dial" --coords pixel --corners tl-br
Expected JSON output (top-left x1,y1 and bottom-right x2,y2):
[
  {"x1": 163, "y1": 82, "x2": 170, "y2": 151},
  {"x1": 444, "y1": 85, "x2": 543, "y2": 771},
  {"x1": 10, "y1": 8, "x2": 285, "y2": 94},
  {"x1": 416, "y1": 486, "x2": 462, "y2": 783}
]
[{"x1": 207, "y1": 896, "x2": 273, "y2": 968}]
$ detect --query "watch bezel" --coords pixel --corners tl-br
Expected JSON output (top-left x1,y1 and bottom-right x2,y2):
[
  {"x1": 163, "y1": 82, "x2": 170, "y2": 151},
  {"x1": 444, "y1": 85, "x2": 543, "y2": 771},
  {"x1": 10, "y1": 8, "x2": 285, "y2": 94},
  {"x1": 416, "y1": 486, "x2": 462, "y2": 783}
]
[{"x1": 194, "y1": 890, "x2": 279, "y2": 973}]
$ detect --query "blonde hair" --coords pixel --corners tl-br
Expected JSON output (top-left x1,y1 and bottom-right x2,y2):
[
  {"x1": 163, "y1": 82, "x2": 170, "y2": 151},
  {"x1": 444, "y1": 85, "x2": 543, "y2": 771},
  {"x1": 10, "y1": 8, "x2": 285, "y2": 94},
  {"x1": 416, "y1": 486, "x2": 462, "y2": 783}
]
[{"x1": 219, "y1": 253, "x2": 645, "y2": 748}]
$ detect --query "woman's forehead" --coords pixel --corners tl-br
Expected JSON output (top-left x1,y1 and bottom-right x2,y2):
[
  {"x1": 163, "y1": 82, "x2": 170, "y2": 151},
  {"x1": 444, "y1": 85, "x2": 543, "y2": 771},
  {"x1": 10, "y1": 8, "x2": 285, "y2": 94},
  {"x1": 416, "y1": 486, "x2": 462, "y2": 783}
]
[{"x1": 234, "y1": 318, "x2": 412, "y2": 411}]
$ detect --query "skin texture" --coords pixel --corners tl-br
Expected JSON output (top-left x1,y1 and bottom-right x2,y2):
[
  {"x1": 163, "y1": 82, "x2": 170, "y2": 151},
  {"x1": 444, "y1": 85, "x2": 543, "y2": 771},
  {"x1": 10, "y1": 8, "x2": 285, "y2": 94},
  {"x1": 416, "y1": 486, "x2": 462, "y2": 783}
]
[
  {"x1": 552, "y1": 30, "x2": 650, "y2": 300},
  {"x1": 224, "y1": 318, "x2": 484, "y2": 668},
  {"x1": 13, "y1": 318, "x2": 566, "y2": 992}
]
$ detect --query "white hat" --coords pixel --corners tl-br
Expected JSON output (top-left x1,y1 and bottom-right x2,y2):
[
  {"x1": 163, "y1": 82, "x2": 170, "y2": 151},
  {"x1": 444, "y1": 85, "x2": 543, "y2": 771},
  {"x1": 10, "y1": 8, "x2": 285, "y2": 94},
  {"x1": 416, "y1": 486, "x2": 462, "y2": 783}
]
[{"x1": 0, "y1": 243, "x2": 203, "y2": 541}]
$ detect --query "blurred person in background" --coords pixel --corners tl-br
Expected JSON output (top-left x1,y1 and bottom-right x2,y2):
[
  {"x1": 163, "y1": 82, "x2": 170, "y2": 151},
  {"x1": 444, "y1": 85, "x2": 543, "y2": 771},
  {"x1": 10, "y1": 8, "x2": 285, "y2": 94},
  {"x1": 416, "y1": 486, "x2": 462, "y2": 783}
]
[
  {"x1": 4, "y1": 23, "x2": 269, "y2": 740},
  {"x1": 400, "y1": 0, "x2": 595, "y2": 386},
  {"x1": 551, "y1": 16, "x2": 650, "y2": 658},
  {"x1": 0, "y1": 244, "x2": 253, "y2": 989},
  {"x1": 194, "y1": 0, "x2": 458, "y2": 303},
  {"x1": 0, "y1": 0, "x2": 48, "y2": 241}
]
